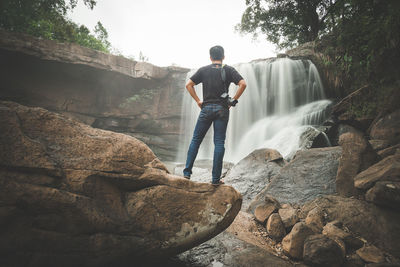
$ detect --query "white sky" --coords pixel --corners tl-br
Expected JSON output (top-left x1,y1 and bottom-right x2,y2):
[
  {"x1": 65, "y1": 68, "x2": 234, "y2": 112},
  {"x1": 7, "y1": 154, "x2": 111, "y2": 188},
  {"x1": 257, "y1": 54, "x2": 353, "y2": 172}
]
[{"x1": 68, "y1": 0, "x2": 280, "y2": 68}]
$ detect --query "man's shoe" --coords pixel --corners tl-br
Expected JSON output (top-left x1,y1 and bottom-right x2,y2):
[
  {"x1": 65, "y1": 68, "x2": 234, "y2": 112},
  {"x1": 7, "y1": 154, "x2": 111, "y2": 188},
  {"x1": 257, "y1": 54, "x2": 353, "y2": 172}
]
[
  {"x1": 184, "y1": 175, "x2": 190, "y2": 180},
  {"x1": 212, "y1": 180, "x2": 225, "y2": 186}
]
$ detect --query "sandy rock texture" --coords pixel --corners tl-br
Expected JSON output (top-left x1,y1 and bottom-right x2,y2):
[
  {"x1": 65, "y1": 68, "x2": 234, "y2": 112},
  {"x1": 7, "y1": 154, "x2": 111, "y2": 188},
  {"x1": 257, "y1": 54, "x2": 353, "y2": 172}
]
[{"x1": 0, "y1": 101, "x2": 242, "y2": 267}]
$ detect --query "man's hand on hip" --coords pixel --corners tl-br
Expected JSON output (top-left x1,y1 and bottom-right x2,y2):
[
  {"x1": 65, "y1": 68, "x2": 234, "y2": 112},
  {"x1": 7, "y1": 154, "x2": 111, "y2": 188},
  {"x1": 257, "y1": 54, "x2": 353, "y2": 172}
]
[{"x1": 197, "y1": 100, "x2": 203, "y2": 109}]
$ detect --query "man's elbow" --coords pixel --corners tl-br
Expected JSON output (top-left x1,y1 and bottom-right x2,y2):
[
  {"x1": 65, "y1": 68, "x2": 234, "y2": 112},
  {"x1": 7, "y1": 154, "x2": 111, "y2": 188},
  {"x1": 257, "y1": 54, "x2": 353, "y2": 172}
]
[{"x1": 239, "y1": 80, "x2": 247, "y2": 89}]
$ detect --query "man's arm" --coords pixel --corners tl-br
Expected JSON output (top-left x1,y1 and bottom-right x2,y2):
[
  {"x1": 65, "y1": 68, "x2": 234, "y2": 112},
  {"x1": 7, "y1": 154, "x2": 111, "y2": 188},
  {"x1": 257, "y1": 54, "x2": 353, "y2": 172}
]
[
  {"x1": 186, "y1": 79, "x2": 203, "y2": 108},
  {"x1": 233, "y1": 79, "x2": 247, "y2": 100}
]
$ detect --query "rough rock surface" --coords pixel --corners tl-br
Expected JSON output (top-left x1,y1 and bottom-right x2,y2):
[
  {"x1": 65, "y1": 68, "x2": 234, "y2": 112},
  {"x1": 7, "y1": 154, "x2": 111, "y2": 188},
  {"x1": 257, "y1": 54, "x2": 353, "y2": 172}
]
[
  {"x1": 369, "y1": 110, "x2": 400, "y2": 145},
  {"x1": 223, "y1": 148, "x2": 285, "y2": 208},
  {"x1": 278, "y1": 207, "x2": 299, "y2": 229},
  {"x1": 254, "y1": 147, "x2": 342, "y2": 205},
  {"x1": 305, "y1": 207, "x2": 326, "y2": 233},
  {"x1": 282, "y1": 222, "x2": 314, "y2": 259},
  {"x1": 0, "y1": 30, "x2": 189, "y2": 161},
  {"x1": 336, "y1": 127, "x2": 378, "y2": 197},
  {"x1": 266, "y1": 213, "x2": 286, "y2": 241},
  {"x1": 322, "y1": 222, "x2": 364, "y2": 252},
  {"x1": 365, "y1": 181, "x2": 400, "y2": 210},
  {"x1": 178, "y1": 211, "x2": 295, "y2": 267},
  {"x1": 249, "y1": 195, "x2": 280, "y2": 225},
  {"x1": 301, "y1": 195, "x2": 400, "y2": 258},
  {"x1": 356, "y1": 245, "x2": 386, "y2": 264},
  {"x1": 0, "y1": 101, "x2": 242, "y2": 266},
  {"x1": 354, "y1": 154, "x2": 400, "y2": 190},
  {"x1": 303, "y1": 234, "x2": 345, "y2": 267}
]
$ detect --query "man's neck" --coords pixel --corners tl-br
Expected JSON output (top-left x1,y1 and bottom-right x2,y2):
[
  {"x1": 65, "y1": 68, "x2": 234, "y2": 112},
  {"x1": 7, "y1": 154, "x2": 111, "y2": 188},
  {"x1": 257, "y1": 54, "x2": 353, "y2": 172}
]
[{"x1": 212, "y1": 60, "x2": 223, "y2": 64}]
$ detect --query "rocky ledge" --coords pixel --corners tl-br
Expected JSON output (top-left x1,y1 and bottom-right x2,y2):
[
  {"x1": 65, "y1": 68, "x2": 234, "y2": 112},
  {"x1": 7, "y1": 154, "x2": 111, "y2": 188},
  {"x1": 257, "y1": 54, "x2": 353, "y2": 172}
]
[
  {"x1": 0, "y1": 30, "x2": 189, "y2": 161},
  {"x1": 0, "y1": 101, "x2": 242, "y2": 267}
]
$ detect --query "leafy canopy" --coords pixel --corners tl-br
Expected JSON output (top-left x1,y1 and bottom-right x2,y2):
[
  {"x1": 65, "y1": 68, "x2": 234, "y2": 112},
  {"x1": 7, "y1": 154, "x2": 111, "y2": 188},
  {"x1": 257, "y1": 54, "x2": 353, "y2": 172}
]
[{"x1": 0, "y1": 0, "x2": 111, "y2": 52}]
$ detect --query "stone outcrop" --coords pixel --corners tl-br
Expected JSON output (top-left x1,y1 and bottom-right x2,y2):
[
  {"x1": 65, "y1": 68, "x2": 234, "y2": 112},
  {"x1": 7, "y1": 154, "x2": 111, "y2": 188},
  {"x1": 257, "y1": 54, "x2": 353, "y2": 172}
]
[
  {"x1": 0, "y1": 101, "x2": 242, "y2": 266},
  {"x1": 336, "y1": 127, "x2": 378, "y2": 197},
  {"x1": 0, "y1": 30, "x2": 189, "y2": 161},
  {"x1": 254, "y1": 147, "x2": 342, "y2": 205},
  {"x1": 369, "y1": 110, "x2": 400, "y2": 145}
]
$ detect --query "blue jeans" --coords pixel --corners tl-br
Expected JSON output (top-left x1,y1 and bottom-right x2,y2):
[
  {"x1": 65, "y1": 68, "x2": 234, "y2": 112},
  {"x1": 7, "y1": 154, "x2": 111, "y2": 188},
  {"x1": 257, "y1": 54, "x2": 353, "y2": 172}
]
[{"x1": 183, "y1": 103, "x2": 229, "y2": 183}]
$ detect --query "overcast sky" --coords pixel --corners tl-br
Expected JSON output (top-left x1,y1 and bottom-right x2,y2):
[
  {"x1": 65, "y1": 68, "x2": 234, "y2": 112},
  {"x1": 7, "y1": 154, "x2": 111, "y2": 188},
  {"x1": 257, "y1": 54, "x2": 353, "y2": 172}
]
[{"x1": 68, "y1": 0, "x2": 279, "y2": 68}]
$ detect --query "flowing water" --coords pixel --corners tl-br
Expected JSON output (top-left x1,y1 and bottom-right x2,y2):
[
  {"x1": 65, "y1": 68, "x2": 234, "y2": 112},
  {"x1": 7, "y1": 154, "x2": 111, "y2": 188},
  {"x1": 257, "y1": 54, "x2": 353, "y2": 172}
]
[{"x1": 177, "y1": 58, "x2": 331, "y2": 163}]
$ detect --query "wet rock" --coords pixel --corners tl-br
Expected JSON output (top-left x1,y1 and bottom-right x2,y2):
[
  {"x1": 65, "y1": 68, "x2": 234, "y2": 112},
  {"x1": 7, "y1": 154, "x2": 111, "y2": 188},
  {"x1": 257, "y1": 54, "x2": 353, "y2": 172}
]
[
  {"x1": 255, "y1": 147, "x2": 341, "y2": 205},
  {"x1": 323, "y1": 222, "x2": 364, "y2": 252},
  {"x1": 305, "y1": 207, "x2": 326, "y2": 233},
  {"x1": 0, "y1": 101, "x2": 242, "y2": 266},
  {"x1": 282, "y1": 222, "x2": 314, "y2": 259},
  {"x1": 223, "y1": 148, "x2": 285, "y2": 208},
  {"x1": 301, "y1": 195, "x2": 400, "y2": 258},
  {"x1": 369, "y1": 110, "x2": 400, "y2": 145},
  {"x1": 303, "y1": 234, "x2": 345, "y2": 267},
  {"x1": 365, "y1": 181, "x2": 400, "y2": 210},
  {"x1": 356, "y1": 245, "x2": 386, "y2": 264},
  {"x1": 336, "y1": 127, "x2": 378, "y2": 197},
  {"x1": 278, "y1": 207, "x2": 299, "y2": 229},
  {"x1": 354, "y1": 154, "x2": 400, "y2": 190},
  {"x1": 249, "y1": 195, "x2": 280, "y2": 225},
  {"x1": 299, "y1": 126, "x2": 332, "y2": 150},
  {"x1": 266, "y1": 213, "x2": 286, "y2": 241}
]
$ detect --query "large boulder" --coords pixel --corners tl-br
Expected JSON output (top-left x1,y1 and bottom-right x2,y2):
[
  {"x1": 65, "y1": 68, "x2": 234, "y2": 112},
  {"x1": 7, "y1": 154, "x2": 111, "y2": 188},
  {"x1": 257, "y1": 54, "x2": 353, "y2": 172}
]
[
  {"x1": 223, "y1": 148, "x2": 285, "y2": 208},
  {"x1": 301, "y1": 195, "x2": 400, "y2": 258},
  {"x1": 0, "y1": 101, "x2": 242, "y2": 266},
  {"x1": 336, "y1": 127, "x2": 378, "y2": 197},
  {"x1": 254, "y1": 147, "x2": 342, "y2": 205}
]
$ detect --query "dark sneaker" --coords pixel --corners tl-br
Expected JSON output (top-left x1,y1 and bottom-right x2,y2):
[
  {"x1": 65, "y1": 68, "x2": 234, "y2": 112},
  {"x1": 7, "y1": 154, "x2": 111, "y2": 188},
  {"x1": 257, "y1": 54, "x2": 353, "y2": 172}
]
[
  {"x1": 212, "y1": 180, "x2": 225, "y2": 186},
  {"x1": 183, "y1": 175, "x2": 190, "y2": 180}
]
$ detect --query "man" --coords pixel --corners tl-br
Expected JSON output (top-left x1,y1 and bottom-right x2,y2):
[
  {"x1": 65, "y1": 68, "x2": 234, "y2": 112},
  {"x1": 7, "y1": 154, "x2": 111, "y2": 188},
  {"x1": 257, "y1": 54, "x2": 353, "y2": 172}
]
[{"x1": 183, "y1": 45, "x2": 247, "y2": 185}]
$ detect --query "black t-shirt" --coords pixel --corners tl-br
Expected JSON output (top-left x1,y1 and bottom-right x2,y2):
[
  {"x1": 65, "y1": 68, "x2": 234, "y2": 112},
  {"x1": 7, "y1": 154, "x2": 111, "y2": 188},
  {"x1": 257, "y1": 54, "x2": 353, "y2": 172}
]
[{"x1": 190, "y1": 63, "x2": 244, "y2": 106}]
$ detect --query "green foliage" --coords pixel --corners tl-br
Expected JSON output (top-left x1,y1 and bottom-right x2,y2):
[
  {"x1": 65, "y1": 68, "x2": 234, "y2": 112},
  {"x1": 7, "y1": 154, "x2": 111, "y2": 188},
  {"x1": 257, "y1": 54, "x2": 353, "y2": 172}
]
[
  {"x1": 0, "y1": 0, "x2": 111, "y2": 52},
  {"x1": 237, "y1": 0, "x2": 339, "y2": 49},
  {"x1": 119, "y1": 89, "x2": 157, "y2": 109}
]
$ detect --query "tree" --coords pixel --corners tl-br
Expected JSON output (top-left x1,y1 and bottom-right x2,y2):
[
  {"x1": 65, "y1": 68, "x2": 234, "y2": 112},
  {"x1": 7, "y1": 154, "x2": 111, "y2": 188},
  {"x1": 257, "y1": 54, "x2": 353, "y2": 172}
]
[
  {"x1": 0, "y1": 0, "x2": 111, "y2": 52},
  {"x1": 237, "y1": 0, "x2": 342, "y2": 49}
]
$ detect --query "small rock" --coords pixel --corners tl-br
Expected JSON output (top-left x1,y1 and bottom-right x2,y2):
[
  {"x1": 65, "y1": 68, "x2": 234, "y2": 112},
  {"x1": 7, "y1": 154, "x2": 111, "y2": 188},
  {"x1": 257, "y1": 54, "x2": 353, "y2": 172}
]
[
  {"x1": 323, "y1": 222, "x2": 364, "y2": 252},
  {"x1": 282, "y1": 222, "x2": 314, "y2": 259},
  {"x1": 303, "y1": 234, "x2": 345, "y2": 267},
  {"x1": 378, "y1": 144, "x2": 400, "y2": 159},
  {"x1": 356, "y1": 245, "x2": 386, "y2": 264},
  {"x1": 249, "y1": 195, "x2": 280, "y2": 225},
  {"x1": 279, "y1": 207, "x2": 299, "y2": 229},
  {"x1": 369, "y1": 140, "x2": 391, "y2": 151},
  {"x1": 305, "y1": 207, "x2": 325, "y2": 233},
  {"x1": 266, "y1": 213, "x2": 286, "y2": 241}
]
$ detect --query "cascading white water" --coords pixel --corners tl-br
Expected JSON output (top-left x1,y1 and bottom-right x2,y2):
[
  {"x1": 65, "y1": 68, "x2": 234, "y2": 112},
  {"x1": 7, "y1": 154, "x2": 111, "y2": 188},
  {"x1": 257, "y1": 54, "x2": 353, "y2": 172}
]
[{"x1": 177, "y1": 58, "x2": 331, "y2": 163}]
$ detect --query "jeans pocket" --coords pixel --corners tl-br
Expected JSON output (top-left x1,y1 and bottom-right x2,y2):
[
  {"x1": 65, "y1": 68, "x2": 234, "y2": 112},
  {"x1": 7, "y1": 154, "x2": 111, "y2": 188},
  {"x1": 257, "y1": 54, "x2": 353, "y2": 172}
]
[{"x1": 216, "y1": 108, "x2": 229, "y2": 121}]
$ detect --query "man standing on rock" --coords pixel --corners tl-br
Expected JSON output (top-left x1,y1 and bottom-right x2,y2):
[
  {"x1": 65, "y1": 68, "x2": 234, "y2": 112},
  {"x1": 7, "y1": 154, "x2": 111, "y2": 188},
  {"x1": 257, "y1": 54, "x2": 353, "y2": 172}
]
[{"x1": 183, "y1": 45, "x2": 247, "y2": 185}]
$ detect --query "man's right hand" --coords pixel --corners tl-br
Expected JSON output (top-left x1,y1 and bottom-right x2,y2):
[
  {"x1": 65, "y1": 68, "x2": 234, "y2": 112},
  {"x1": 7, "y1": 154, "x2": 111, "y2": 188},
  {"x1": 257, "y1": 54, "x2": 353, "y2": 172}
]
[{"x1": 197, "y1": 100, "x2": 203, "y2": 109}]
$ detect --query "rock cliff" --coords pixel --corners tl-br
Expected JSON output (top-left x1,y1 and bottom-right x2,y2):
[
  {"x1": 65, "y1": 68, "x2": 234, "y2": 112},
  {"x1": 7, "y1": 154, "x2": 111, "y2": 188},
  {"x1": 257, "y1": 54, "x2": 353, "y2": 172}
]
[
  {"x1": 0, "y1": 101, "x2": 242, "y2": 267},
  {"x1": 0, "y1": 30, "x2": 189, "y2": 161}
]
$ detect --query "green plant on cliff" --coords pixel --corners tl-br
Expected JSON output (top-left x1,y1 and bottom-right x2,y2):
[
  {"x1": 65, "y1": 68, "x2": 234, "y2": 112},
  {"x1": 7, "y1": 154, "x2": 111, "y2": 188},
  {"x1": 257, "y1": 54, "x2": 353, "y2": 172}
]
[{"x1": 0, "y1": 0, "x2": 111, "y2": 52}]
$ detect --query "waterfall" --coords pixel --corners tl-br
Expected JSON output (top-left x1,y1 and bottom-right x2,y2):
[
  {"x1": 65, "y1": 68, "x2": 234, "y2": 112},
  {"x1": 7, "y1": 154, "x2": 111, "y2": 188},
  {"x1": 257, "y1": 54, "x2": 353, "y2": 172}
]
[{"x1": 177, "y1": 58, "x2": 331, "y2": 163}]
